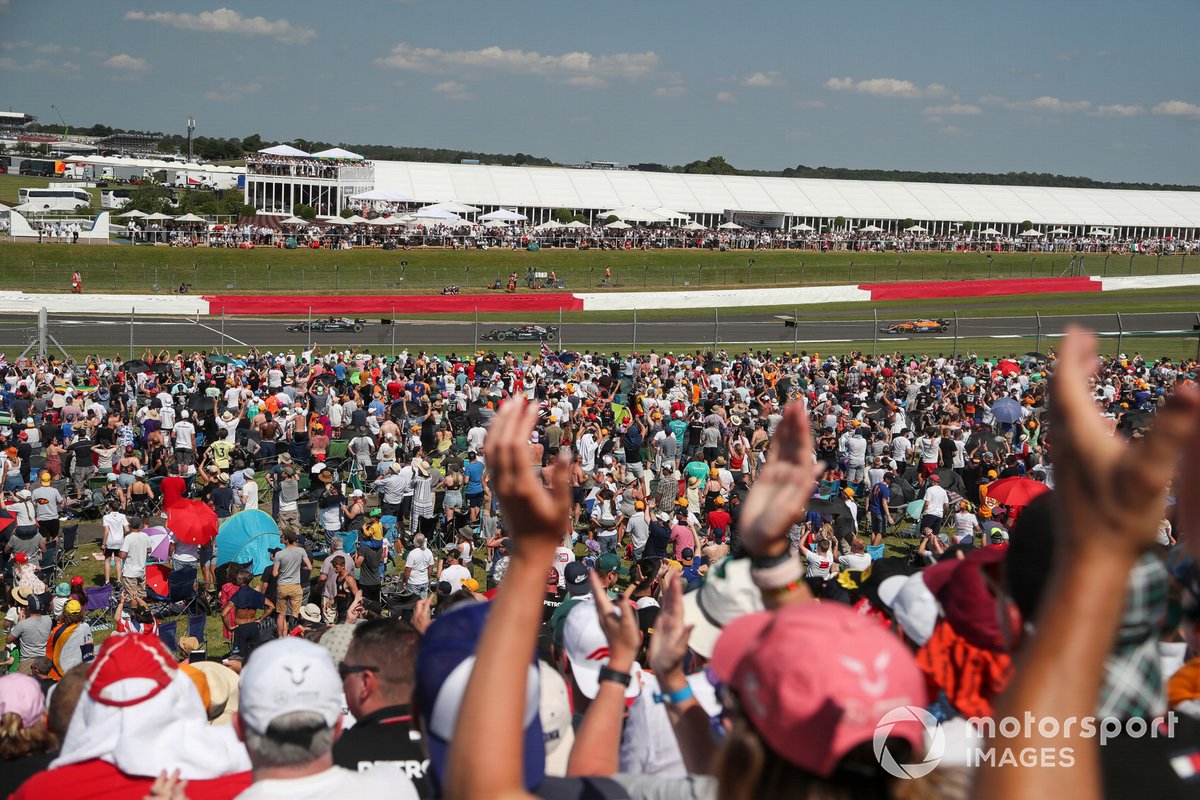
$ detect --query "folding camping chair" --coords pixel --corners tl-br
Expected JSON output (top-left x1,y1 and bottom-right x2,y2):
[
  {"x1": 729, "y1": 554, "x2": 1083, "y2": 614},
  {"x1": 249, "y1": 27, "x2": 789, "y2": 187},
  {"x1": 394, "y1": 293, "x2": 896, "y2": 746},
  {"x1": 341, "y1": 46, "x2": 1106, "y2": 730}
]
[
  {"x1": 186, "y1": 614, "x2": 208, "y2": 660},
  {"x1": 158, "y1": 622, "x2": 178, "y2": 655},
  {"x1": 893, "y1": 500, "x2": 926, "y2": 538},
  {"x1": 381, "y1": 515, "x2": 400, "y2": 543},
  {"x1": 339, "y1": 530, "x2": 358, "y2": 554},
  {"x1": 325, "y1": 439, "x2": 351, "y2": 478},
  {"x1": 84, "y1": 585, "x2": 116, "y2": 631},
  {"x1": 169, "y1": 567, "x2": 206, "y2": 616}
]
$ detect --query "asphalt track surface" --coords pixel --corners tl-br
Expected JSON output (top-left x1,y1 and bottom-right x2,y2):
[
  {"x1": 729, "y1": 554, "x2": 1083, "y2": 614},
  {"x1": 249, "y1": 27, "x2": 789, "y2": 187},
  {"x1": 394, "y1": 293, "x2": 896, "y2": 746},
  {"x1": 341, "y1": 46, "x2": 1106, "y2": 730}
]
[{"x1": 0, "y1": 310, "x2": 1196, "y2": 351}]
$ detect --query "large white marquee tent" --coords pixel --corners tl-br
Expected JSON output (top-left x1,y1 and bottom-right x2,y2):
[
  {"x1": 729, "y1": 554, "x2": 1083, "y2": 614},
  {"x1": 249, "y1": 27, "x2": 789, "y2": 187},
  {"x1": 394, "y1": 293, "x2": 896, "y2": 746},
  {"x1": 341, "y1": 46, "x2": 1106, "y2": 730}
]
[{"x1": 369, "y1": 160, "x2": 1199, "y2": 235}]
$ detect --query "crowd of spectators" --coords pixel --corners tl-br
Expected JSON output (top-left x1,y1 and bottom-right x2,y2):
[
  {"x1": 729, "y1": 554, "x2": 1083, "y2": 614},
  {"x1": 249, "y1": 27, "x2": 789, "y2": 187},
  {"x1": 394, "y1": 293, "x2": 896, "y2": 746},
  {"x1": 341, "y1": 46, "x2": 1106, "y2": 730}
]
[{"x1": 0, "y1": 335, "x2": 1196, "y2": 797}]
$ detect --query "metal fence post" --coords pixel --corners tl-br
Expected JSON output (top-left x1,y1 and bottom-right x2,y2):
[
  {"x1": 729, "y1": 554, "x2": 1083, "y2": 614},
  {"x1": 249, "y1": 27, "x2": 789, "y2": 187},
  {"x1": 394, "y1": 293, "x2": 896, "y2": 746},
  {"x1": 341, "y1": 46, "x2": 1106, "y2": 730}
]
[
  {"x1": 632, "y1": 309, "x2": 637, "y2": 351},
  {"x1": 1116, "y1": 313, "x2": 1124, "y2": 356},
  {"x1": 1035, "y1": 311, "x2": 1042, "y2": 354},
  {"x1": 793, "y1": 307, "x2": 798, "y2": 353},
  {"x1": 713, "y1": 308, "x2": 719, "y2": 352},
  {"x1": 952, "y1": 310, "x2": 959, "y2": 357},
  {"x1": 872, "y1": 309, "x2": 878, "y2": 357}
]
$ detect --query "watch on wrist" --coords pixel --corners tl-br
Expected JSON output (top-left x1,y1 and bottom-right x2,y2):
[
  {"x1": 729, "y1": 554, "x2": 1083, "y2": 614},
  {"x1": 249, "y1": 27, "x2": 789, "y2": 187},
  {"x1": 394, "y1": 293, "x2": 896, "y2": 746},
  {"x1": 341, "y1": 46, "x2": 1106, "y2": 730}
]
[{"x1": 598, "y1": 665, "x2": 632, "y2": 687}]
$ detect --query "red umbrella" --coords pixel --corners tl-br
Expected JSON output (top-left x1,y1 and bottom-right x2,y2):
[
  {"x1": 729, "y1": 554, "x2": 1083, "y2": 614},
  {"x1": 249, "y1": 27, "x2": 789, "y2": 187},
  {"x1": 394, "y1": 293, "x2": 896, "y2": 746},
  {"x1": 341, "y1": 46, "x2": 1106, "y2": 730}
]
[
  {"x1": 145, "y1": 563, "x2": 170, "y2": 599},
  {"x1": 0, "y1": 509, "x2": 15, "y2": 537},
  {"x1": 166, "y1": 499, "x2": 219, "y2": 546},
  {"x1": 986, "y1": 476, "x2": 1049, "y2": 508},
  {"x1": 996, "y1": 360, "x2": 1021, "y2": 376}
]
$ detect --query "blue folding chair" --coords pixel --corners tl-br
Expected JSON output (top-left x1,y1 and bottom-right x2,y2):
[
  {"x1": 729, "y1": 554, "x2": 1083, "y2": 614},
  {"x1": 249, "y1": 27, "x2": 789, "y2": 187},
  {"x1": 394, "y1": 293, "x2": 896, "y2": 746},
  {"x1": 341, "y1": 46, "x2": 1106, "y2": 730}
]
[
  {"x1": 340, "y1": 530, "x2": 359, "y2": 553},
  {"x1": 381, "y1": 515, "x2": 399, "y2": 543},
  {"x1": 866, "y1": 544, "x2": 886, "y2": 561},
  {"x1": 158, "y1": 622, "x2": 178, "y2": 654},
  {"x1": 187, "y1": 614, "x2": 207, "y2": 642},
  {"x1": 84, "y1": 585, "x2": 116, "y2": 630}
]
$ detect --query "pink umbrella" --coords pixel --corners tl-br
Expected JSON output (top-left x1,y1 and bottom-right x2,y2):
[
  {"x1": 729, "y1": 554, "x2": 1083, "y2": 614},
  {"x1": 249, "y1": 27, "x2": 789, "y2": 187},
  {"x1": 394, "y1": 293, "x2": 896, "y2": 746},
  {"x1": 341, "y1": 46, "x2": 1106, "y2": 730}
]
[{"x1": 145, "y1": 526, "x2": 172, "y2": 562}]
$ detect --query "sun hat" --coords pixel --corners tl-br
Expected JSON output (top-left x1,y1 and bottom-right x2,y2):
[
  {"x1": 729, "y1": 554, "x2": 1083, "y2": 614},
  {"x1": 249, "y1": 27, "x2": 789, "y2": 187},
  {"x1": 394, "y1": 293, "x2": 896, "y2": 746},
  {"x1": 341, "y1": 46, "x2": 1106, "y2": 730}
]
[
  {"x1": 65, "y1": 599, "x2": 82, "y2": 615},
  {"x1": 595, "y1": 553, "x2": 621, "y2": 574},
  {"x1": 55, "y1": 582, "x2": 70, "y2": 597},
  {"x1": 711, "y1": 601, "x2": 927, "y2": 778},
  {"x1": 299, "y1": 603, "x2": 322, "y2": 623},
  {"x1": 891, "y1": 573, "x2": 939, "y2": 646},
  {"x1": 463, "y1": 578, "x2": 479, "y2": 593},
  {"x1": 11, "y1": 586, "x2": 30, "y2": 606},
  {"x1": 682, "y1": 557, "x2": 765, "y2": 659},
  {"x1": 238, "y1": 638, "x2": 343, "y2": 736}
]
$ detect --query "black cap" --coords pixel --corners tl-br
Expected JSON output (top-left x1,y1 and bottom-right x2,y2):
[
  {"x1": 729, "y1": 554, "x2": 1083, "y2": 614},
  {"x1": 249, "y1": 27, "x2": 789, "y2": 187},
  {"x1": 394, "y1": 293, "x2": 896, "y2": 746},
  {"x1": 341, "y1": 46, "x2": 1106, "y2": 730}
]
[{"x1": 563, "y1": 562, "x2": 591, "y2": 596}]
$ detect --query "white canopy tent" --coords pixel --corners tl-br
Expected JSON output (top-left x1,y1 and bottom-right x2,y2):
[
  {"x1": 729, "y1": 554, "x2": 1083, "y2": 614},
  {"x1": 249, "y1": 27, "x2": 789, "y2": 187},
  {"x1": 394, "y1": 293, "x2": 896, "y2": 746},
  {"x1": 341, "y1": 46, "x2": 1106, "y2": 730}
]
[
  {"x1": 277, "y1": 216, "x2": 310, "y2": 225},
  {"x1": 412, "y1": 208, "x2": 465, "y2": 223},
  {"x1": 350, "y1": 189, "x2": 415, "y2": 202},
  {"x1": 790, "y1": 223, "x2": 815, "y2": 232},
  {"x1": 258, "y1": 144, "x2": 310, "y2": 158},
  {"x1": 421, "y1": 201, "x2": 480, "y2": 214},
  {"x1": 604, "y1": 220, "x2": 632, "y2": 229},
  {"x1": 979, "y1": 227, "x2": 1003, "y2": 236},
  {"x1": 717, "y1": 221, "x2": 743, "y2": 230},
  {"x1": 563, "y1": 220, "x2": 591, "y2": 229},
  {"x1": 532, "y1": 220, "x2": 565, "y2": 231},
  {"x1": 366, "y1": 216, "x2": 405, "y2": 226},
  {"x1": 117, "y1": 209, "x2": 148, "y2": 219},
  {"x1": 340, "y1": 214, "x2": 370, "y2": 225},
  {"x1": 650, "y1": 207, "x2": 690, "y2": 222},
  {"x1": 310, "y1": 147, "x2": 363, "y2": 160},
  {"x1": 859, "y1": 225, "x2": 884, "y2": 233},
  {"x1": 479, "y1": 208, "x2": 527, "y2": 222},
  {"x1": 482, "y1": 220, "x2": 510, "y2": 229},
  {"x1": 1050, "y1": 228, "x2": 1073, "y2": 235},
  {"x1": 1019, "y1": 228, "x2": 1044, "y2": 237},
  {"x1": 174, "y1": 213, "x2": 208, "y2": 223},
  {"x1": 683, "y1": 221, "x2": 708, "y2": 231},
  {"x1": 1089, "y1": 228, "x2": 1114, "y2": 237},
  {"x1": 903, "y1": 225, "x2": 927, "y2": 233},
  {"x1": 143, "y1": 212, "x2": 175, "y2": 221}
]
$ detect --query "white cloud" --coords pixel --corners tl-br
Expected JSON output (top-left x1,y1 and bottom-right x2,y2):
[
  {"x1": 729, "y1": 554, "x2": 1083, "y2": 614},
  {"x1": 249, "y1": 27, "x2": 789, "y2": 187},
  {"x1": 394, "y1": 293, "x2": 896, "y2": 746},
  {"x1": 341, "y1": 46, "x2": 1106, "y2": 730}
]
[
  {"x1": 939, "y1": 125, "x2": 962, "y2": 136},
  {"x1": 1031, "y1": 95, "x2": 1090, "y2": 112},
  {"x1": 980, "y1": 94, "x2": 1091, "y2": 113},
  {"x1": 205, "y1": 82, "x2": 262, "y2": 102},
  {"x1": 103, "y1": 53, "x2": 149, "y2": 71},
  {"x1": 826, "y1": 76, "x2": 944, "y2": 98},
  {"x1": 793, "y1": 100, "x2": 825, "y2": 109},
  {"x1": 923, "y1": 103, "x2": 981, "y2": 116},
  {"x1": 434, "y1": 80, "x2": 475, "y2": 101},
  {"x1": 124, "y1": 9, "x2": 315, "y2": 44},
  {"x1": 715, "y1": 91, "x2": 735, "y2": 103},
  {"x1": 376, "y1": 42, "x2": 659, "y2": 86},
  {"x1": 1090, "y1": 104, "x2": 1144, "y2": 117},
  {"x1": 653, "y1": 85, "x2": 687, "y2": 97},
  {"x1": 1153, "y1": 100, "x2": 1200, "y2": 118},
  {"x1": 742, "y1": 71, "x2": 785, "y2": 87}
]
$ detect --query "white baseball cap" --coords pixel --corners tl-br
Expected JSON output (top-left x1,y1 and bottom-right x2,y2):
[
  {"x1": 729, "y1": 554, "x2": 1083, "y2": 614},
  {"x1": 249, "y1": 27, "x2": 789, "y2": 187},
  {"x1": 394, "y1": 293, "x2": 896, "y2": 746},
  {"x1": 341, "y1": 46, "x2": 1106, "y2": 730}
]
[
  {"x1": 237, "y1": 638, "x2": 343, "y2": 735},
  {"x1": 562, "y1": 598, "x2": 641, "y2": 700},
  {"x1": 891, "y1": 573, "x2": 939, "y2": 646}
]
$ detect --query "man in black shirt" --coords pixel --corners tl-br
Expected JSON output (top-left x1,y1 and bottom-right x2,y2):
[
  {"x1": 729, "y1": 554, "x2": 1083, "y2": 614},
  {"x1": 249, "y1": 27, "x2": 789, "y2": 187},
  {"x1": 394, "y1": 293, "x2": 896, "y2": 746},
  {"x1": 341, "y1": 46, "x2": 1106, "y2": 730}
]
[
  {"x1": 333, "y1": 619, "x2": 432, "y2": 796},
  {"x1": 644, "y1": 511, "x2": 672, "y2": 559},
  {"x1": 208, "y1": 473, "x2": 235, "y2": 520}
]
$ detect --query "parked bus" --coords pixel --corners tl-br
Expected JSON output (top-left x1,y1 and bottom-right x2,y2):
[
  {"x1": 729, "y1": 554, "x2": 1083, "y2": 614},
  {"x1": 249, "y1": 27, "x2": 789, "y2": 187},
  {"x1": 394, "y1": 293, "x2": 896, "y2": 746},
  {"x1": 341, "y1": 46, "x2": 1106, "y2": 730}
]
[{"x1": 16, "y1": 186, "x2": 92, "y2": 211}]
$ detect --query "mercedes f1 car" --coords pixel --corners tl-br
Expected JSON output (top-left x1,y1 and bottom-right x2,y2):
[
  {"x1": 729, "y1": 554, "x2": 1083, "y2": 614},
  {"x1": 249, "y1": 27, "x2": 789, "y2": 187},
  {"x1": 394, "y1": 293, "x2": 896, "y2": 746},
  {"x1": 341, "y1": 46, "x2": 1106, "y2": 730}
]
[
  {"x1": 286, "y1": 317, "x2": 367, "y2": 333},
  {"x1": 480, "y1": 324, "x2": 560, "y2": 341}
]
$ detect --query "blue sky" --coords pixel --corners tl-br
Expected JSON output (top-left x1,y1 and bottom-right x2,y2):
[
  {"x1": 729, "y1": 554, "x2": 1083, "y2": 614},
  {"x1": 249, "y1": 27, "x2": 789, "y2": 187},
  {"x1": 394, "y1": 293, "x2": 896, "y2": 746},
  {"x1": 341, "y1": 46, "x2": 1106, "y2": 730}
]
[{"x1": 3, "y1": 0, "x2": 1198, "y2": 183}]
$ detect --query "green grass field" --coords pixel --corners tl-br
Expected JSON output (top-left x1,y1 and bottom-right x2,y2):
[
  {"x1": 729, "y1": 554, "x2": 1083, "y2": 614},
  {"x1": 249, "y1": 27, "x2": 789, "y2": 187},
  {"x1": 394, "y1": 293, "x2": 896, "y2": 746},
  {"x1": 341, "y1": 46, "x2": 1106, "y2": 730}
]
[{"x1": 0, "y1": 240, "x2": 1194, "y2": 295}]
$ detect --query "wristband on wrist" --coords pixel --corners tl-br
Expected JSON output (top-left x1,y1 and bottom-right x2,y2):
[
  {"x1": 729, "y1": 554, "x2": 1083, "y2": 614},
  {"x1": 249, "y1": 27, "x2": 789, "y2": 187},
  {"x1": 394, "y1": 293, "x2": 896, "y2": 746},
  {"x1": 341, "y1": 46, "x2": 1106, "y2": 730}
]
[
  {"x1": 750, "y1": 553, "x2": 804, "y2": 590},
  {"x1": 758, "y1": 578, "x2": 806, "y2": 597},
  {"x1": 653, "y1": 683, "x2": 695, "y2": 705},
  {"x1": 598, "y1": 666, "x2": 632, "y2": 687}
]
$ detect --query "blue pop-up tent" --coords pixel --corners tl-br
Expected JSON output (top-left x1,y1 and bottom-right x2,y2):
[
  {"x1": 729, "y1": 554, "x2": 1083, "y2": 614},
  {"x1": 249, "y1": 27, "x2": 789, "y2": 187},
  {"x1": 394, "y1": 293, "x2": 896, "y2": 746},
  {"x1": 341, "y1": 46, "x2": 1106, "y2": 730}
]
[{"x1": 216, "y1": 509, "x2": 281, "y2": 575}]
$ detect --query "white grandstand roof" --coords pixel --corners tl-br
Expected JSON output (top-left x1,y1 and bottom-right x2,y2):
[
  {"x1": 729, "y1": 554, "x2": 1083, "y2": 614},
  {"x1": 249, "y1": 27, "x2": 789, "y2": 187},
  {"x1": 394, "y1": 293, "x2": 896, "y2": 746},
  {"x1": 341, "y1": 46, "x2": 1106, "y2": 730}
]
[{"x1": 371, "y1": 160, "x2": 1200, "y2": 227}]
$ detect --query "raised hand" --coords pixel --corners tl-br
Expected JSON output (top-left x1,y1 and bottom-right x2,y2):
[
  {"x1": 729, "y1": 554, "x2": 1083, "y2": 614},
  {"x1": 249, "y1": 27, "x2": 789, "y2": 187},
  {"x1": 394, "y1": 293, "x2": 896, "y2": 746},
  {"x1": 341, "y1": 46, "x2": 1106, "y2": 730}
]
[
  {"x1": 647, "y1": 570, "x2": 693, "y2": 681},
  {"x1": 1049, "y1": 327, "x2": 1200, "y2": 555},
  {"x1": 485, "y1": 399, "x2": 571, "y2": 550},
  {"x1": 739, "y1": 400, "x2": 824, "y2": 558}
]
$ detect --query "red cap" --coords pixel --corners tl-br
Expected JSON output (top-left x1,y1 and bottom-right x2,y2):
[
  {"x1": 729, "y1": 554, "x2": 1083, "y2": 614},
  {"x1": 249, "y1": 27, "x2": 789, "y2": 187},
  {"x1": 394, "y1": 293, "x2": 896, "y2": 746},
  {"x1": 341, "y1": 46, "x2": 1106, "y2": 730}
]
[
  {"x1": 87, "y1": 634, "x2": 178, "y2": 708},
  {"x1": 13, "y1": 553, "x2": 26, "y2": 564},
  {"x1": 712, "y1": 602, "x2": 927, "y2": 777},
  {"x1": 70, "y1": 575, "x2": 85, "y2": 586}
]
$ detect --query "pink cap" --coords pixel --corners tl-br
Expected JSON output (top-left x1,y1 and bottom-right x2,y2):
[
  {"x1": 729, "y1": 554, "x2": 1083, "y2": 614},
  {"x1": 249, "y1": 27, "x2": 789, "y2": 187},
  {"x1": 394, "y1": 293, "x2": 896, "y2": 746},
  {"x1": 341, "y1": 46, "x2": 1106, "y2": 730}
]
[{"x1": 711, "y1": 602, "x2": 927, "y2": 777}]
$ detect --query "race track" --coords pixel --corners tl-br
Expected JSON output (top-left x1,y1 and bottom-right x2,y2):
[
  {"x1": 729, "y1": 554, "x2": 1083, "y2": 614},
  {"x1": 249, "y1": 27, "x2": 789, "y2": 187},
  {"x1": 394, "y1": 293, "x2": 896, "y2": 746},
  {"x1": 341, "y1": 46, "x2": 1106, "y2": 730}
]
[{"x1": 0, "y1": 310, "x2": 1195, "y2": 351}]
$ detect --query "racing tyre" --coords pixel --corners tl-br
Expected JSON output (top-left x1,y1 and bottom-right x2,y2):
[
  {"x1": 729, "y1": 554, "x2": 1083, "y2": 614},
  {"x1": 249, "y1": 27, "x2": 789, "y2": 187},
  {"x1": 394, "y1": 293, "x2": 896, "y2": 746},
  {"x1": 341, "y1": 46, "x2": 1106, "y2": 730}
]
[{"x1": 353, "y1": 324, "x2": 363, "y2": 333}]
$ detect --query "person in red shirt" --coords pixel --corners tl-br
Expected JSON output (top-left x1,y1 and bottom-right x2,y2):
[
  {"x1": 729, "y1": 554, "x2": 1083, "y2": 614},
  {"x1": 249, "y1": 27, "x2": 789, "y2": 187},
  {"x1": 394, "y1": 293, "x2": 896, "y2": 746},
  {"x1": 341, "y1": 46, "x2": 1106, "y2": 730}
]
[
  {"x1": 706, "y1": 496, "x2": 732, "y2": 543},
  {"x1": 160, "y1": 464, "x2": 187, "y2": 511}
]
